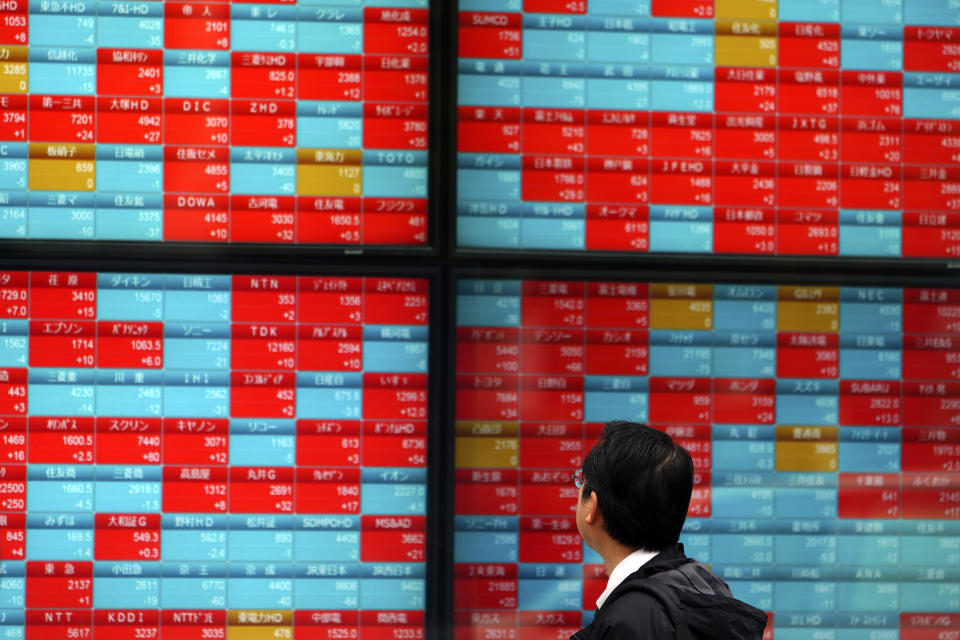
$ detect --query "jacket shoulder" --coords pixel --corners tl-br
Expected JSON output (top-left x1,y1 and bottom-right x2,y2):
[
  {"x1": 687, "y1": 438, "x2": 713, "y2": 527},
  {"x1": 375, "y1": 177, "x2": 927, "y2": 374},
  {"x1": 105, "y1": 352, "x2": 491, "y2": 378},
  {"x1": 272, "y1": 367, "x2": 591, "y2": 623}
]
[{"x1": 593, "y1": 588, "x2": 676, "y2": 638}]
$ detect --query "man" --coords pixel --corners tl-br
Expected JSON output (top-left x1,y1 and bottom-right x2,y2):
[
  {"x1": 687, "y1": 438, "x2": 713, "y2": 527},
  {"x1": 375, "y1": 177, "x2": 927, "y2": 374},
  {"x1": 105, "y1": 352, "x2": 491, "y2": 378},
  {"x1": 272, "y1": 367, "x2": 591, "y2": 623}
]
[{"x1": 571, "y1": 420, "x2": 767, "y2": 640}]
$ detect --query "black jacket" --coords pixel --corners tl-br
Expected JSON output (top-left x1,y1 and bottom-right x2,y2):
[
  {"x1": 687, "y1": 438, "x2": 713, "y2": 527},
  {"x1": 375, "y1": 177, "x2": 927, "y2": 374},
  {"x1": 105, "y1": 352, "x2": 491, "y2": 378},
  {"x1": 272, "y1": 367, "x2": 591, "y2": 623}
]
[{"x1": 570, "y1": 544, "x2": 767, "y2": 640}]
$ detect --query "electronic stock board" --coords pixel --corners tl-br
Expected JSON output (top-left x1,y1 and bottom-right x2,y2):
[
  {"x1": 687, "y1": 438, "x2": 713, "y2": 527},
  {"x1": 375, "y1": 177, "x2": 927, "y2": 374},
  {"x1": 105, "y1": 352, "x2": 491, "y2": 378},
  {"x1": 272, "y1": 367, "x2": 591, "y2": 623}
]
[
  {"x1": 0, "y1": 271, "x2": 429, "y2": 639},
  {"x1": 455, "y1": 278, "x2": 960, "y2": 639},
  {"x1": 457, "y1": 0, "x2": 960, "y2": 258}
]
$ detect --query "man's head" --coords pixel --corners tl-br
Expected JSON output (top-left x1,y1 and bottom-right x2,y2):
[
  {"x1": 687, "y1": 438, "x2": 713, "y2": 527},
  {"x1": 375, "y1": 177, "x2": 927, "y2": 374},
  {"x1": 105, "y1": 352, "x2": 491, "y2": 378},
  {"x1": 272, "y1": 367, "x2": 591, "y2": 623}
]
[{"x1": 576, "y1": 420, "x2": 694, "y2": 552}]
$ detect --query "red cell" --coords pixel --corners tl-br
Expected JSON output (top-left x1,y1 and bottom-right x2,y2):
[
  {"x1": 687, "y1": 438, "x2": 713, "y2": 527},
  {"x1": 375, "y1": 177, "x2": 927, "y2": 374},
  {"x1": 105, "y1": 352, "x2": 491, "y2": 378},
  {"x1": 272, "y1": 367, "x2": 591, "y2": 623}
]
[
  {"x1": 584, "y1": 329, "x2": 648, "y2": 376},
  {"x1": 0, "y1": 0, "x2": 27, "y2": 44},
  {"x1": 96, "y1": 417, "x2": 162, "y2": 465},
  {"x1": 94, "y1": 513, "x2": 161, "y2": 561},
  {"x1": 363, "y1": 103, "x2": 428, "y2": 150},
  {"x1": 714, "y1": 378, "x2": 776, "y2": 424},
  {"x1": 0, "y1": 416, "x2": 27, "y2": 465},
  {"x1": 522, "y1": 281, "x2": 585, "y2": 327},
  {"x1": 902, "y1": 212, "x2": 960, "y2": 259},
  {"x1": 900, "y1": 613, "x2": 960, "y2": 640},
  {"x1": 229, "y1": 466, "x2": 293, "y2": 513},
  {"x1": 905, "y1": 119, "x2": 960, "y2": 166},
  {"x1": 363, "y1": 205, "x2": 428, "y2": 244},
  {"x1": 715, "y1": 161, "x2": 776, "y2": 208},
  {"x1": 778, "y1": 22, "x2": 841, "y2": 69},
  {"x1": 904, "y1": 288, "x2": 960, "y2": 334},
  {"x1": 523, "y1": 108, "x2": 584, "y2": 155},
  {"x1": 519, "y1": 376, "x2": 583, "y2": 422},
  {"x1": 296, "y1": 420, "x2": 362, "y2": 466},
  {"x1": 162, "y1": 419, "x2": 229, "y2": 465},
  {"x1": 519, "y1": 328, "x2": 583, "y2": 375},
  {"x1": 902, "y1": 429, "x2": 960, "y2": 473},
  {"x1": 521, "y1": 155, "x2": 585, "y2": 203},
  {"x1": 520, "y1": 470, "x2": 580, "y2": 516},
  {"x1": 0, "y1": 95, "x2": 26, "y2": 143},
  {"x1": 841, "y1": 71, "x2": 902, "y2": 117},
  {"x1": 297, "y1": 54, "x2": 362, "y2": 101},
  {"x1": 97, "y1": 97, "x2": 162, "y2": 145},
  {"x1": 364, "y1": 55, "x2": 429, "y2": 103},
  {"x1": 651, "y1": 112, "x2": 713, "y2": 158},
  {"x1": 294, "y1": 467, "x2": 361, "y2": 514},
  {"x1": 161, "y1": 193, "x2": 228, "y2": 240},
  {"x1": 164, "y1": 3, "x2": 230, "y2": 49},
  {"x1": 524, "y1": 0, "x2": 585, "y2": 12},
  {"x1": 838, "y1": 473, "x2": 900, "y2": 519},
  {"x1": 359, "y1": 611, "x2": 424, "y2": 640},
  {"x1": 363, "y1": 420, "x2": 426, "y2": 467},
  {"x1": 231, "y1": 275, "x2": 297, "y2": 322},
  {"x1": 583, "y1": 282, "x2": 649, "y2": 329},
  {"x1": 903, "y1": 166, "x2": 960, "y2": 212},
  {"x1": 230, "y1": 195, "x2": 296, "y2": 243},
  {"x1": 298, "y1": 277, "x2": 364, "y2": 324},
  {"x1": 841, "y1": 117, "x2": 902, "y2": 164},
  {"x1": 231, "y1": 99, "x2": 296, "y2": 147},
  {"x1": 298, "y1": 324, "x2": 363, "y2": 372},
  {"x1": 841, "y1": 165, "x2": 902, "y2": 210},
  {"x1": 163, "y1": 146, "x2": 229, "y2": 194},
  {"x1": 96, "y1": 49, "x2": 163, "y2": 96},
  {"x1": 363, "y1": 7, "x2": 429, "y2": 55},
  {"x1": 648, "y1": 377, "x2": 711, "y2": 424},
  {"x1": 777, "y1": 332, "x2": 838, "y2": 378},
  {"x1": 713, "y1": 207, "x2": 776, "y2": 255},
  {"x1": 778, "y1": 69, "x2": 840, "y2": 116},
  {"x1": 903, "y1": 336, "x2": 960, "y2": 381},
  {"x1": 25, "y1": 610, "x2": 92, "y2": 640},
  {"x1": 26, "y1": 562, "x2": 93, "y2": 608},
  {"x1": 163, "y1": 98, "x2": 229, "y2": 146},
  {"x1": 587, "y1": 110, "x2": 650, "y2": 157},
  {"x1": 94, "y1": 610, "x2": 160, "y2": 640},
  {"x1": 903, "y1": 382, "x2": 960, "y2": 427},
  {"x1": 458, "y1": 12, "x2": 523, "y2": 59},
  {"x1": 28, "y1": 416, "x2": 94, "y2": 464},
  {"x1": 585, "y1": 205, "x2": 650, "y2": 252},
  {"x1": 905, "y1": 27, "x2": 960, "y2": 72},
  {"x1": 454, "y1": 468, "x2": 519, "y2": 516},
  {"x1": 900, "y1": 473, "x2": 960, "y2": 519},
  {"x1": 230, "y1": 371, "x2": 295, "y2": 418},
  {"x1": 516, "y1": 612, "x2": 581, "y2": 640},
  {"x1": 456, "y1": 326, "x2": 519, "y2": 374},
  {"x1": 454, "y1": 565, "x2": 518, "y2": 610},
  {"x1": 518, "y1": 516, "x2": 580, "y2": 563},
  {"x1": 776, "y1": 166, "x2": 839, "y2": 211},
  {"x1": 714, "y1": 67, "x2": 777, "y2": 114},
  {"x1": 96, "y1": 321, "x2": 163, "y2": 369},
  {"x1": 586, "y1": 157, "x2": 650, "y2": 205},
  {"x1": 839, "y1": 381, "x2": 901, "y2": 426},
  {"x1": 361, "y1": 515, "x2": 425, "y2": 562},
  {"x1": 459, "y1": 106, "x2": 521, "y2": 154},
  {"x1": 715, "y1": 115, "x2": 776, "y2": 161},
  {"x1": 161, "y1": 466, "x2": 228, "y2": 512},
  {"x1": 296, "y1": 197, "x2": 363, "y2": 244},
  {"x1": 650, "y1": 160, "x2": 712, "y2": 206},
  {"x1": 777, "y1": 115, "x2": 839, "y2": 161},
  {"x1": 520, "y1": 422, "x2": 582, "y2": 469},
  {"x1": 231, "y1": 51, "x2": 295, "y2": 99},
  {"x1": 0, "y1": 511, "x2": 26, "y2": 558},
  {"x1": 28, "y1": 95, "x2": 95, "y2": 143},
  {"x1": 651, "y1": 0, "x2": 712, "y2": 18},
  {"x1": 363, "y1": 278, "x2": 429, "y2": 325},
  {"x1": 582, "y1": 564, "x2": 607, "y2": 610},
  {"x1": 161, "y1": 611, "x2": 227, "y2": 640},
  {"x1": 295, "y1": 611, "x2": 359, "y2": 640},
  {"x1": 0, "y1": 369, "x2": 26, "y2": 416},
  {"x1": 362, "y1": 373, "x2": 427, "y2": 421},
  {"x1": 29, "y1": 320, "x2": 95, "y2": 368}
]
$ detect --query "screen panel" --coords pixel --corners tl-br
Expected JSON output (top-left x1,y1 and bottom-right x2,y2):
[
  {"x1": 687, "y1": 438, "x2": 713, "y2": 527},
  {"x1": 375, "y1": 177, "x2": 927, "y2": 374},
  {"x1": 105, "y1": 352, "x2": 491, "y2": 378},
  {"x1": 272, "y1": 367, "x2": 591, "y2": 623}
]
[
  {"x1": 456, "y1": 0, "x2": 960, "y2": 259},
  {"x1": 0, "y1": 272, "x2": 428, "y2": 638},
  {"x1": 0, "y1": 1, "x2": 428, "y2": 245},
  {"x1": 454, "y1": 277, "x2": 959, "y2": 639}
]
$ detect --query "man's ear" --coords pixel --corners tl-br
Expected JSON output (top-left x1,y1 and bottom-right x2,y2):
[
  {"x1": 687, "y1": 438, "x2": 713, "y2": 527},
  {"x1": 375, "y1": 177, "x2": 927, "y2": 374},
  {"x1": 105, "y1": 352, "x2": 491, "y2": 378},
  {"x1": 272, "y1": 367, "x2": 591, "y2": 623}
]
[{"x1": 584, "y1": 490, "x2": 600, "y2": 525}]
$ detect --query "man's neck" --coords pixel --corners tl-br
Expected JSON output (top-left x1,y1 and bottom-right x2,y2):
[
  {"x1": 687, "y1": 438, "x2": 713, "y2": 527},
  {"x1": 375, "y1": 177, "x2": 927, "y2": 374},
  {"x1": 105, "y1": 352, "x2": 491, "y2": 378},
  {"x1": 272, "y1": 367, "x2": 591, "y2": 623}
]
[{"x1": 600, "y1": 540, "x2": 642, "y2": 576}]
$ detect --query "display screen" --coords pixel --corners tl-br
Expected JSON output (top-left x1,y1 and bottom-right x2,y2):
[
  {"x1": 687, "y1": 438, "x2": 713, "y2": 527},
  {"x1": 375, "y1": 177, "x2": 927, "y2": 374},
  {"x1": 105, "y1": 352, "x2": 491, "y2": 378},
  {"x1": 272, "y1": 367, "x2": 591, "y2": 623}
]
[
  {"x1": 0, "y1": 272, "x2": 428, "y2": 638},
  {"x1": 456, "y1": 1, "x2": 960, "y2": 258},
  {"x1": 0, "y1": 1, "x2": 428, "y2": 244},
  {"x1": 455, "y1": 278, "x2": 959, "y2": 639}
]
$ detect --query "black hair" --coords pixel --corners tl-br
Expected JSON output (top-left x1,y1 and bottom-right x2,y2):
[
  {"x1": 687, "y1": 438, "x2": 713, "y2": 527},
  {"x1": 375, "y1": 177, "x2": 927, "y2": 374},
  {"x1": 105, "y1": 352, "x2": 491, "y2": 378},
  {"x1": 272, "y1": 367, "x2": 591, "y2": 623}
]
[{"x1": 580, "y1": 420, "x2": 694, "y2": 551}]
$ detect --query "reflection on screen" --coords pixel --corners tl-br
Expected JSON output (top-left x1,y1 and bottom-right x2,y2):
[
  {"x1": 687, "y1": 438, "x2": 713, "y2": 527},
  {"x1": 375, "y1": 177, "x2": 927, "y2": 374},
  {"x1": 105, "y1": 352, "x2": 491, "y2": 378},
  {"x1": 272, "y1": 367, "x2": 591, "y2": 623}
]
[
  {"x1": 456, "y1": 0, "x2": 960, "y2": 258},
  {"x1": 0, "y1": 272, "x2": 428, "y2": 638},
  {"x1": 455, "y1": 278, "x2": 959, "y2": 639},
  {"x1": 0, "y1": 1, "x2": 428, "y2": 244}
]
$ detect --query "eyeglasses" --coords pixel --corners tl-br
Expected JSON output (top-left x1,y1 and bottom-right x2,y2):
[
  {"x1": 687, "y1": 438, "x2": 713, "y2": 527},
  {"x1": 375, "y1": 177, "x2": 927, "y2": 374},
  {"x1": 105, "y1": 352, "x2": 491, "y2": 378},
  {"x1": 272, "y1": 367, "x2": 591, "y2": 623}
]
[{"x1": 571, "y1": 468, "x2": 584, "y2": 489}]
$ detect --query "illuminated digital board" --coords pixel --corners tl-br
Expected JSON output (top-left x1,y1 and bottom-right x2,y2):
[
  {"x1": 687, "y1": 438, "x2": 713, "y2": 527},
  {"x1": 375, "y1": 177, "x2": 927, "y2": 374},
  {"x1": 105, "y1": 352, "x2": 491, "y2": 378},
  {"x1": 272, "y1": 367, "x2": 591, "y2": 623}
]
[
  {"x1": 457, "y1": 0, "x2": 960, "y2": 258},
  {"x1": 455, "y1": 278, "x2": 959, "y2": 639},
  {"x1": 0, "y1": 271, "x2": 428, "y2": 639},
  {"x1": 0, "y1": 1, "x2": 428, "y2": 245}
]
